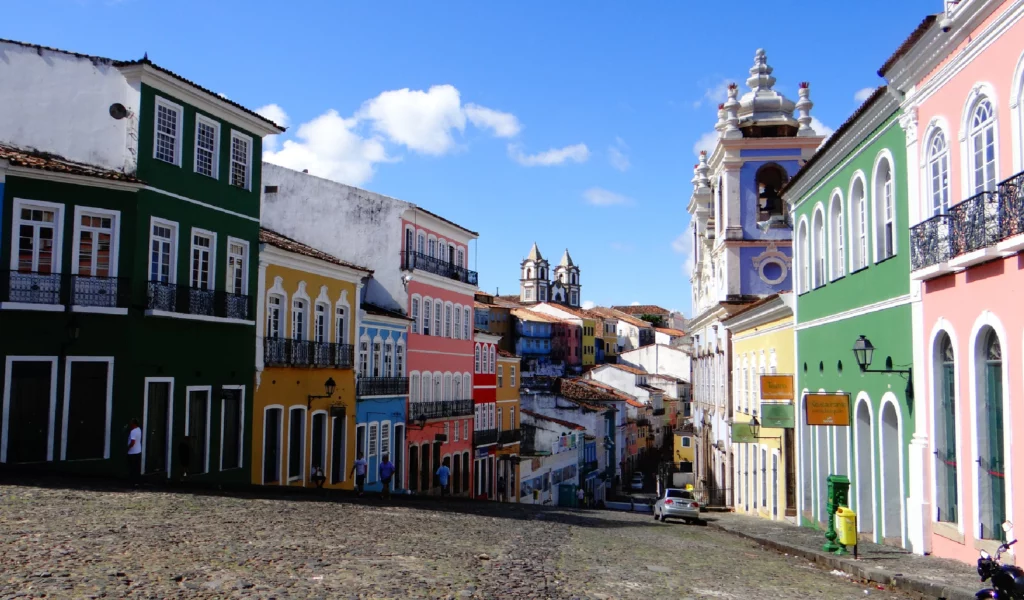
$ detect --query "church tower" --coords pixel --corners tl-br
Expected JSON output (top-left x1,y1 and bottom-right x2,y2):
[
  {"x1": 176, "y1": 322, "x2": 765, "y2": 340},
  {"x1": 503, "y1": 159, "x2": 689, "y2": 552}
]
[
  {"x1": 519, "y1": 242, "x2": 550, "y2": 304},
  {"x1": 552, "y1": 249, "x2": 580, "y2": 308}
]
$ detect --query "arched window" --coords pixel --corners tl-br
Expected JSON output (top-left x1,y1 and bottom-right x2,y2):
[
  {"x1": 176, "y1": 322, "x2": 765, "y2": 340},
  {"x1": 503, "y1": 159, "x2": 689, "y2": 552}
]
[
  {"x1": 410, "y1": 373, "x2": 420, "y2": 402},
  {"x1": 444, "y1": 302, "x2": 453, "y2": 338},
  {"x1": 456, "y1": 248, "x2": 464, "y2": 268},
  {"x1": 928, "y1": 130, "x2": 951, "y2": 215},
  {"x1": 464, "y1": 308, "x2": 471, "y2": 339},
  {"x1": 811, "y1": 208, "x2": 825, "y2": 288},
  {"x1": 755, "y1": 163, "x2": 789, "y2": 220},
  {"x1": 977, "y1": 328, "x2": 1006, "y2": 540},
  {"x1": 453, "y1": 376, "x2": 461, "y2": 401},
  {"x1": 444, "y1": 373, "x2": 452, "y2": 401},
  {"x1": 417, "y1": 233, "x2": 425, "y2": 254},
  {"x1": 463, "y1": 374, "x2": 471, "y2": 397},
  {"x1": 797, "y1": 220, "x2": 809, "y2": 293},
  {"x1": 970, "y1": 99, "x2": 997, "y2": 194},
  {"x1": 873, "y1": 157, "x2": 896, "y2": 260},
  {"x1": 434, "y1": 300, "x2": 442, "y2": 337},
  {"x1": 422, "y1": 373, "x2": 432, "y2": 402},
  {"x1": 474, "y1": 344, "x2": 481, "y2": 373},
  {"x1": 335, "y1": 302, "x2": 348, "y2": 345},
  {"x1": 428, "y1": 237, "x2": 436, "y2": 258},
  {"x1": 526, "y1": 267, "x2": 532, "y2": 279},
  {"x1": 453, "y1": 305, "x2": 461, "y2": 340},
  {"x1": 935, "y1": 333, "x2": 958, "y2": 523},
  {"x1": 267, "y1": 295, "x2": 283, "y2": 338},
  {"x1": 829, "y1": 193, "x2": 845, "y2": 280},
  {"x1": 850, "y1": 176, "x2": 868, "y2": 271},
  {"x1": 292, "y1": 298, "x2": 307, "y2": 340},
  {"x1": 433, "y1": 373, "x2": 442, "y2": 402},
  {"x1": 422, "y1": 298, "x2": 432, "y2": 336},
  {"x1": 490, "y1": 347, "x2": 496, "y2": 374},
  {"x1": 314, "y1": 303, "x2": 328, "y2": 343},
  {"x1": 372, "y1": 338, "x2": 382, "y2": 377}
]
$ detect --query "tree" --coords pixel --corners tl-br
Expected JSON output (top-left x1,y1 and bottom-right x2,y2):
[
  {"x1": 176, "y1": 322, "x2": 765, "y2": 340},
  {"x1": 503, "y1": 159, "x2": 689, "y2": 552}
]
[{"x1": 639, "y1": 314, "x2": 665, "y2": 327}]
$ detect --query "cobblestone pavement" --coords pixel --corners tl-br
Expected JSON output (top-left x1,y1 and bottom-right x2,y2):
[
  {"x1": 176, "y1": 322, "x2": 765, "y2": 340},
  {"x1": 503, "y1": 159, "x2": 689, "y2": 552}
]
[{"x1": 0, "y1": 483, "x2": 919, "y2": 599}]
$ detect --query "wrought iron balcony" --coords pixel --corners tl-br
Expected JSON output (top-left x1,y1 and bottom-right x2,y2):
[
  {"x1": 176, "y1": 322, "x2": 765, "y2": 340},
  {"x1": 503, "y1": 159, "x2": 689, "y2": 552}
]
[
  {"x1": 999, "y1": 170, "x2": 1024, "y2": 241},
  {"x1": 1, "y1": 271, "x2": 61, "y2": 305},
  {"x1": 498, "y1": 429, "x2": 521, "y2": 444},
  {"x1": 910, "y1": 213, "x2": 952, "y2": 271},
  {"x1": 147, "y1": 281, "x2": 251, "y2": 320},
  {"x1": 1, "y1": 271, "x2": 132, "y2": 308},
  {"x1": 71, "y1": 275, "x2": 130, "y2": 308},
  {"x1": 636, "y1": 418, "x2": 651, "y2": 427},
  {"x1": 407, "y1": 399, "x2": 474, "y2": 421},
  {"x1": 949, "y1": 190, "x2": 1000, "y2": 256},
  {"x1": 264, "y1": 338, "x2": 354, "y2": 369},
  {"x1": 357, "y1": 376, "x2": 409, "y2": 397},
  {"x1": 402, "y1": 251, "x2": 478, "y2": 286},
  {"x1": 474, "y1": 428, "x2": 498, "y2": 446}
]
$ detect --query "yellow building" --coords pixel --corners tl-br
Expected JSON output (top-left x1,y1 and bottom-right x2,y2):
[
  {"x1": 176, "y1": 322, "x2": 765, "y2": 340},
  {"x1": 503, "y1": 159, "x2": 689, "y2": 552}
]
[
  {"x1": 722, "y1": 292, "x2": 795, "y2": 521},
  {"x1": 251, "y1": 228, "x2": 373, "y2": 489},
  {"x1": 495, "y1": 350, "x2": 522, "y2": 502},
  {"x1": 673, "y1": 427, "x2": 696, "y2": 466},
  {"x1": 581, "y1": 317, "x2": 596, "y2": 366}
]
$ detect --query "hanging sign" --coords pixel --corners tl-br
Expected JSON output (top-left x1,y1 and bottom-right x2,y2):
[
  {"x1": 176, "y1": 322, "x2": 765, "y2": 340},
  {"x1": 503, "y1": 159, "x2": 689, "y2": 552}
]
[
  {"x1": 760, "y1": 375, "x2": 794, "y2": 400},
  {"x1": 760, "y1": 403, "x2": 795, "y2": 428},
  {"x1": 731, "y1": 422, "x2": 757, "y2": 444},
  {"x1": 804, "y1": 393, "x2": 851, "y2": 426}
]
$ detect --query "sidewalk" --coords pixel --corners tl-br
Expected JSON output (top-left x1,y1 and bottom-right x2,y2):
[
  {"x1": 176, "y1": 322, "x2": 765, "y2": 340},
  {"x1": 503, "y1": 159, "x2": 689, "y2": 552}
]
[{"x1": 707, "y1": 512, "x2": 980, "y2": 600}]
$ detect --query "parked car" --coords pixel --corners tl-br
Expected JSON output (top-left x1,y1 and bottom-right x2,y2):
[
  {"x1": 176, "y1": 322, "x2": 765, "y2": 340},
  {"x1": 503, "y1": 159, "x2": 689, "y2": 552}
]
[
  {"x1": 630, "y1": 473, "x2": 644, "y2": 491},
  {"x1": 653, "y1": 488, "x2": 701, "y2": 524}
]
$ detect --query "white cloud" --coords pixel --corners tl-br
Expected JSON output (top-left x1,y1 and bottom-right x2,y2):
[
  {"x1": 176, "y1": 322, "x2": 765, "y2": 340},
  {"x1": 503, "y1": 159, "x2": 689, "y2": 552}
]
[
  {"x1": 508, "y1": 143, "x2": 590, "y2": 167},
  {"x1": 583, "y1": 187, "x2": 633, "y2": 207},
  {"x1": 692, "y1": 130, "x2": 719, "y2": 159},
  {"x1": 608, "y1": 137, "x2": 631, "y2": 171},
  {"x1": 582, "y1": 300, "x2": 596, "y2": 310},
  {"x1": 811, "y1": 117, "x2": 834, "y2": 138},
  {"x1": 693, "y1": 78, "x2": 731, "y2": 109},
  {"x1": 671, "y1": 231, "x2": 694, "y2": 279},
  {"x1": 610, "y1": 241, "x2": 634, "y2": 252},
  {"x1": 464, "y1": 103, "x2": 521, "y2": 138},
  {"x1": 357, "y1": 85, "x2": 467, "y2": 155},
  {"x1": 854, "y1": 87, "x2": 875, "y2": 103},
  {"x1": 630, "y1": 301, "x2": 641, "y2": 306},
  {"x1": 256, "y1": 104, "x2": 290, "y2": 153}
]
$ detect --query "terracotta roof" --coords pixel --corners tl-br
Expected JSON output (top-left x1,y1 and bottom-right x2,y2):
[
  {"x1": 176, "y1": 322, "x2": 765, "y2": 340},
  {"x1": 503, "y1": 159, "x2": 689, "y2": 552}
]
[
  {"x1": 721, "y1": 292, "x2": 792, "y2": 325},
  {"x1": 611, "y1": 304, "x2": 670, "y2": 315},
  {"x1": 559, "y1": 378, "x2": 631, "y2": 404},
  {"x1": 497, "y1": 294, "x2": 522, "y2": 304},
  {"x1": 520, "y1": 409, "x2": 585, "y2": 431},
  {"x1": 259, "y1": 228, "x2": 373, "y2": 273},
  {"x1": 782, "y1": 87, "x2": 889, "y2": 194},
  {"x1": 655, "y1": 327, "x2": 686, "y2": 336},
  {"x1": 638, "y1": 384, "x2": 662, "y2": 393},
  {"x1": 0, "y1": 143, "x2": 141, "y2": 183},
  {"x1": 362, "y1": 303, "x2": 412, "y2": 321},
  {"x1": 649, "y1": 374, "x2": 687, "y2": 384},
  {"x1": 573, "y1": 379, "x2": 643, "y2": 406},
  {"x1": 591, "y1": 307, "x2": 650, "y2": 329},
  {"x1": 496, "y1": 349, "x2": 519, "y2": 359},
  {"x1": 0, "y1": 39, "x2": 285, "y2": 133},
  {"x1": 877, "y1": 14, "x2": 939, "y2": 77},
  {"x1": 474, "y1": 301, "x2": 491, "y2": 310},
  {"x1": 511, "y1": 308, "x2": 562, "y2": 323},
  {"x1": 410, "y1": 205, "x2": 478, "y2": 237},
  {"x1": 600, "y1": 363, "x2": 646, "y2": 376}
]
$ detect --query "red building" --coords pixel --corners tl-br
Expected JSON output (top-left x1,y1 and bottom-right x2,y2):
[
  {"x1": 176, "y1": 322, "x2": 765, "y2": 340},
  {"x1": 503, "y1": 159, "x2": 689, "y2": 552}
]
[
  {"x1": 402, "y1": 208, "x2": 477, "y2": 496},
  {"x1": 472, "y1": 332, "x2": 501, "y2": 498}
]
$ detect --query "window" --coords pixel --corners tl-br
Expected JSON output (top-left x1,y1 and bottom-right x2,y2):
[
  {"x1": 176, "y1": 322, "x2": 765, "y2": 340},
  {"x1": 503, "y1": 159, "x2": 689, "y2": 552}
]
[
  {"x1": 384, "y1": 342, "x2": 393, "y2": 376},
  {"x1": 539, "y1": 287, "x2": 547, "y2": 302},
  {"x1": 464, "y1": 308, "x2": 471, "y2": 339},
  {"x1": 935, "y1": 333, "x2": 958, "y2": 523},
  {"x1": 434, "y1": 374, "x2": 442, "y2": 401},
  {"x1": 186, "y1": 388, "x2": 211, "y2": 473},
  {"x1": 849, "y1": 177, "x2": 868, "y2": 271},
  {"x1": 829, "y1": 194, "x2": 844, "y2": 280},
  {"x1": 267, "y1": 295, "x2": 283, "y2": 338},
  {"x1": 149, "y1": 219, "x2": 176, "y2": 283},
  {"x1": 429, "y1": 238, "x2": 436, "y2": 258},
  {"x1": 292, "y1": 299, "x2": 307, "y2": 340},
  {"x1": 154, "y1": 97, "x2": 183, "y2": 165},
  {"x1": 434, "y1": 300, "x2": 442, "y2": 336},
  {"x1": 453, "y1": 307, "x2": 461, "y2": 340},
  {"x1": 62, "y1": 358, "x2": 112, "y2": 461},
  {"x1": 230, "y1": 131, "x2": 252, "y2": 190},
  {"x1": 682, "y1": 436, "x2": 691, "y2": 447},
  {"x1": 463, "y1": 420, "x2": 469, "y2": 440},
  {"x1": 423, "y1": 374, "x2": 432, "y2": 402},
  {"x1": 797, "y1": 221, "x2": 808, "y2": 293},
  {"x1": 368, "y1": 423, "x2": 379, "y2": 459},
  {"x1": 220, "y1": 387, "x2": 243, "y2": 470},
  {"x1": 439, "y1": 241, "x2": 448, "y2": 263},
  {"x1": 411, "y1": 373, "x2": 420, "y2": 402},
  {"x1": 335, "y1": 304, "x2": 347, "y2": 344},
  {"x1": 14, "y1": 201, "x2": 61, "y2": 275},
  {"x1": 190, "y1": 230, "x2": 215, "y2": 290},
  {"x1": 453, "y1": 375, "x2": 461, "y2": 400},
  {"x1": 263, "y1": 407, "x2": 283, "y2": 483},
  {"x1": 490, "y1": 347, "x2": 496, "y2": 374},
  {"x1": 359, "y1": 340, "x2": 369, "y2": 374},
  {"x1": 454, "y1": 418, "x2": 460, "y2": 442},
  {"x1": 457, "y1": 248, "x2": 464, "y2": 268},
  {"x1": 226, "y1": 240, "x2": 247, "y2": 296},
  {"x1": 525, "y1": 289, "x2": 533, "y2": 300},
  {"x1": 287, "y1": 407, "x2": 305, "y2": 481},
  {"x1": 373, "y1": 341, "x2": 382, "y2": 377},
  {"x1": 510, "y1": 366, "x2": 516, "y2": 387},
  {"x1": 74, "y1": 209, "x2": 116, "y2": 279},
  {"x1": 445, "y1": 303, "x2": 452, "y2": 338},
  {"x1": 509, "y1": 407, "x2": 515, "y2": 430},
  {"x1": 811, "y1": 209, "x2": 824, "y2": 288},
  {"x1": 475, "y1": 345, "x2": 481, "y2": 373},
  {"x1": 498, "y1": 365, "x2": 504, "y2": 388},
  {"x1": 195, "y1": 116, "x2": 220, "y2": 178},
  {"x1": 463, "y1": 374, "x2": 471, "y2": 397},
  {"x1": 411, "y1": 298, "x2": 420, "y2": 334},
  {"x1": 311, "y1": 412, "x2": 327, "y2": 476},
  {"x1": 970, "y1": 99, "x2": 997, "y2": 194},
  {"x1": 314, "y1": 303, "x2": 328, "y2": 343},
  {"x1": 417, "y1": 233, "x2": 425, "y2": 254},
  {"x1": 874, "y1": 158, "x2": 895, "y2": 260},
  {"x1": 396, "y1": 344, "x2": 404, "y2": 376},
  {"x1": 978, "y1": 328, "x2": 1006, "y2": 539},
  {"x1": 929, "y1": 130, "x2": 951, "y2": 215},
  {"x1": 422, "y1": 299, "x2": 432, "y2": 336},
  {"x1": 380, "y1": 423, "x2": 390, "y2": 459},
  {"x1": 571, "y1": 291, "x2": 578, "y2": 306},
  {"x1": 444, "y1": 373, "x2": 452, "y2": 401}
]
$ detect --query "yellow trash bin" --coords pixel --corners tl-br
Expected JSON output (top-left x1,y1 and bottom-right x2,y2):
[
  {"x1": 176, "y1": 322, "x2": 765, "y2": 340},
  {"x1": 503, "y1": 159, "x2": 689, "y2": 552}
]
[{"x1": 835, "y1": 506, "x2": 858, "y2": 547}]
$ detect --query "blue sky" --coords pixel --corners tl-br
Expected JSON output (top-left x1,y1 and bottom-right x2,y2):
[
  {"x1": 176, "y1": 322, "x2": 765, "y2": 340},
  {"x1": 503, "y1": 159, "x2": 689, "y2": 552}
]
[{"x1": 5, "y1": 0, "x2": 937, "y2": 315}]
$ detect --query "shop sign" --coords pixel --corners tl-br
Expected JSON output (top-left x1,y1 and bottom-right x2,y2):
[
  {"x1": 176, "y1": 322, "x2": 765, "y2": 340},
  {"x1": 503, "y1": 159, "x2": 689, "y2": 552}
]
[
  {"x1": 760, "y1": 403, "x2": 795, "y2": 428},
  {"x1": 804, "y1": 393, "x2": 851, "y2": 426},
  {"x1": 760, "y1": 375, "x2": 794, "y2": 400}
]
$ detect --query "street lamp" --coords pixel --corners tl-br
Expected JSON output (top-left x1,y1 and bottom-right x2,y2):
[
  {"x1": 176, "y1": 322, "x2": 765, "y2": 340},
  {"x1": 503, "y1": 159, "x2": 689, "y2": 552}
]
[
  {"x1": 307, "y1": 377, "x2": 337, "y2": 409},
  {"x1": 748, "y1": 416, "x2": 761, "y2": 439},
  {"x1": 851, "y1": 335, "x2": 914, "y2": 410}
]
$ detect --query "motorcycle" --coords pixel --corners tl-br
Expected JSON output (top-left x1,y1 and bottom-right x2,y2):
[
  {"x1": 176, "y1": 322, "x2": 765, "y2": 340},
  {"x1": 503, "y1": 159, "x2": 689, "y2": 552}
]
[{"x1": 977, "y1": 521, "x2": 1024, "y2": 599}]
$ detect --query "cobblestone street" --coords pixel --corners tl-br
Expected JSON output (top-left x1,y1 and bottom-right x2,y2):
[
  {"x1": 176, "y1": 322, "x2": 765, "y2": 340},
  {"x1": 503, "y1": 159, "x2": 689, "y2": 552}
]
[{"x1": 0, "y1": 483, "x2": 920, "y2": 599}]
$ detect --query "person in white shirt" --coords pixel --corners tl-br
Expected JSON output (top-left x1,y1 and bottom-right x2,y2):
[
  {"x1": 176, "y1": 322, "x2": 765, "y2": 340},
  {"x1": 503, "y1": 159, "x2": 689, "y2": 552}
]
[
  {"x1": 350, "y1": 452, "x2": 368, "y2": 496},
  {"x1": 127, "y1": 419, "x2": 142, "y2": 485}
]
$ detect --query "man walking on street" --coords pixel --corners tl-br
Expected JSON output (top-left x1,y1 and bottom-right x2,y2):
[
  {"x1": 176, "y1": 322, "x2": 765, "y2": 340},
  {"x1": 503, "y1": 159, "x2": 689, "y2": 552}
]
[
  {"x1": 436, "y1": 462, "x2": 451, "y2": 497},
  {"x1": 127, "y1": 419, "x2": 142, "y2": 486},
  {"x1": 577, "y1": 486, "x2": 585, "y2": 508},
  {"x1": 351, "y1": 452, "x2": 368, "y2": 497},
  {"x1": 379, "y1": 454, "x2": 395, "y2": 500}
]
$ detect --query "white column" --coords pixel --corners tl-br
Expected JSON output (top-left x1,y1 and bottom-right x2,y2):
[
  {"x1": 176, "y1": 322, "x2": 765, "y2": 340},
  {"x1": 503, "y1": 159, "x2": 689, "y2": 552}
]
[{"x1": 254, "y1": 259, "x2": 267, "y2": 390}]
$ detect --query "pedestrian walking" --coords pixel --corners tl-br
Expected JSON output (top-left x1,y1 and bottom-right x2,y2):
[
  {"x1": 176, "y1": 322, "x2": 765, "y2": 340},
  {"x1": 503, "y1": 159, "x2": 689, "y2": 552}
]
[
  {"x1": 379, "y1": 454, "x2": 395, "y2": 500},
  {"x1": 497, "y1": 475, "x2": 506, "y2": 502},
  {"x1": 577, "y1": 486, "x2": 585, "y2": 508},
  {"x1": 436, "y1": 462, "x2": 451, "y2": 497},
  {"x1": 351, "y1": 452, "x2": 368, "y2": 496},
  {"x1": 126, "y1": 419, "x2": 142, "y2": 486}
]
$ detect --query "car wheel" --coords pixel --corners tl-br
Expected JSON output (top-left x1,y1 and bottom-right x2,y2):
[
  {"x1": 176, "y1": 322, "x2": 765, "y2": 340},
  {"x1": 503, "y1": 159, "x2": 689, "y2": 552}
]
[{"x1": 659, "y1": 513, "x2": 666, "y2": 522}]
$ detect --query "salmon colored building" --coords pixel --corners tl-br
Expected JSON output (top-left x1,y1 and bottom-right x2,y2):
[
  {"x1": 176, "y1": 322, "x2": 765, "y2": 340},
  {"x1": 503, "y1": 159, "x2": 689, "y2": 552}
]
[{"x1": 889, "y1": 0, "x2": 1024, "y2": 561}]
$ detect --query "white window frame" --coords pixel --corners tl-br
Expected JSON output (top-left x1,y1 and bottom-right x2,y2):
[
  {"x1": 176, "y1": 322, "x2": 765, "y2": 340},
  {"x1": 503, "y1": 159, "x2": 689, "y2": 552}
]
[
  {"x1": 963, "y1": 92, "x2": 999, "y2": 196},
  {"x1": 10, "y1": 198, "x2": 65, "y2": 275},
  {"x1": 847, "y1": 173, "x2": 868, "y2": 272},
  {"x1": 359, "y1": 336, "x2": 370, "y2": 375},
  {"x1": 422, "y1": 296, "x2": 432, "y2": 336},
  {"x1": 927, "y1": 127, "x2": 951, "y2": 216},
  {"x1": 510, "y1": 366, "x2": 516, "y2": 388},
  {"x1": 796, "y1": 218, "x2": 809, "y2": 293},
  {"x1": 444, "y1": 301, "x2": 453, "y2": 338},
  {"x1": 380, "y1": 420, "x2": 391, "y2": 462},
  {"x1": 142, "y1": 376, "x2": 175, "y2": 479},
  {"x1": 60, "y1": 356, "x2": 114, "y2": 461},
  {"x1": 314, "y1": 302, "x2": 329, "y2": 344},
  {"x1": 219, "y1": 384, "x2": 246, "y2": 471},
  {"x1": 498, "y1": 365, "x2": 504, "y2": 388},
  {"x1": 396, "y1": 341, "x2": 405, "y2": 376},
  {"x1": 828, "y1": 191, "x2": 844, "y2": 281},
  {"x1": 261, "y1": 404, "x2": 284, "y2": 485},
  {"x1": 411, "y1": 295, "x2": 421, "y2": 334},
  {"x1": 148, "y1": 217, "x2": 178, "y2": 284},
  {"x1": 335, "y1": 293, "x2": 350, "y2": 344},
  {"x1": 872, "y1": 151, "x2": 897, "y2": 262},
  {"x1": 153, "y1": 96, "x2": 184, "y2": 166},
  {"x1": 411, "y1": 372, "x2": 420, "y2": 402},
  {"x1": 229, "y1": 129, "x2": 253, "y2": 191},
  {"x1": 286, "y1": 405, "x2": 307, "y2": 483},
  {"x1": 189, "y1": 228, "x2": 217, "y2": 291},
  {"x1": 194, "y1": 114, "x2": 221, "y2": 178},
  {"x1": 384, "y1": 340, "x2": 394, "y2": 377},
  {"x1": 434, "y1": 300, "x2": 442, "y2": 337},
  {"x1": 811, "y1": 205, "x2": 825, "y2": 289},
  {"x1": 71, "y1": 206, "x2": 120, "y2": 279},
  {"x1": 373, "y1": 337, "x2": 383, "y2": 377},
  {"x1": 184, "y1": 385, "x2": 213, "y2": 474},
  {"x1": 453, "y1": 304, "x2": 461, "y2": 340},
  {"x1": 464, "y1": 307, "x2": 471, "y2": 339},
  {"x1": 225, "y1": 237, "x2": 249, "y2": 296}
]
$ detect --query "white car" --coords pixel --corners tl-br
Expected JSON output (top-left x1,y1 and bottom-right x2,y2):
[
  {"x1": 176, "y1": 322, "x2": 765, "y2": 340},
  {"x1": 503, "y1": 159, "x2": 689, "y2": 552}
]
[
  {"x1": 653, "y1": 488, "x2": 701, "y2": 524},
  {"x1": 630, "y1": 473, "x2": 644, "y2": 491}
]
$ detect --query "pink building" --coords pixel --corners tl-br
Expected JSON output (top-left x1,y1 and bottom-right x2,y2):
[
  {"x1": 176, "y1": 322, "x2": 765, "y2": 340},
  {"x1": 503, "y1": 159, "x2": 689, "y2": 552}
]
[
  {"x1": 403, "y1": 209, "x2": 478, "y2": 496},
  {"x1": 890, "y1": 0, "x2": 1024, "y2": 561}
]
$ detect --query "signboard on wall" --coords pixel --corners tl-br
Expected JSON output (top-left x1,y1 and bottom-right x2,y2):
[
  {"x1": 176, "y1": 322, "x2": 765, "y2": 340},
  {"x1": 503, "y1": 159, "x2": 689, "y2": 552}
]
[
  {"x1": 760, "y1": 403, "x2": 795, "y2": 428},
  {"x1": 804, "y1": 393, "x2": 851, "y2": 426},
  {"x1": 760, "y1": 375, "x2": 794, "y2": 400},
  {"x1": 731, "y1": 422, "x2": 757, "y2": 444}
]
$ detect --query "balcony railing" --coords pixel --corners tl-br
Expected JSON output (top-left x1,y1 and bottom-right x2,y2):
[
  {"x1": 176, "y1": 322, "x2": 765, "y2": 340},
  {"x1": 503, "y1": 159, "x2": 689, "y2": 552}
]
[
  {"x1": 652, "y1": 408, "x2": 666, "y2": 416},
  {"x1": 402, "y1": 251, "x2": 478, "y2": 286},
  {"x1": 498, "y1": 429, "x2": 521, "y2": 444},
  {"x1": 474, "y1": 428, "x2": 498, "y2": 446},
  {"x1": 408, "y1": 399, "x2": 474, "y2": 421},
  {"x1": 357, "y1": 377, "x2": 409, "y2": 397},
  {"x1": 264, "y1": 338, "x2": 354, "y2": 369},
  {"x1": 1, "y1": 272, "x2": 132, "y2": 308},
  {"x1": 636, "y1": 418, "x2": 651, "y2": 427},
  {"x1": 911, "y1": 170, "x2": 1024, "y2": 272},
  {"x1": 147, "y1": 281, "x2": 251, "y2": 320}
]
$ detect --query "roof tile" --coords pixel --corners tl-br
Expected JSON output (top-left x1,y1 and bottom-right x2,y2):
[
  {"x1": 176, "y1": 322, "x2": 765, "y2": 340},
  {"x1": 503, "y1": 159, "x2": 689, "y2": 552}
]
[
  {"x1": 260, "y1": 228, "x2": 373, "y2": 273},
  {"x1": 0, "y1": 143, "x2": 141, "y2": 183}
]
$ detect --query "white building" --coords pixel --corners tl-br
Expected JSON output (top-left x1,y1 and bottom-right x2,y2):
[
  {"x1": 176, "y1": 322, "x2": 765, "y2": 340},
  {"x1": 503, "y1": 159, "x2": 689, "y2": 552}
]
[{"x1": 585, "y1": 364, "x2": 666, "y2": 450}]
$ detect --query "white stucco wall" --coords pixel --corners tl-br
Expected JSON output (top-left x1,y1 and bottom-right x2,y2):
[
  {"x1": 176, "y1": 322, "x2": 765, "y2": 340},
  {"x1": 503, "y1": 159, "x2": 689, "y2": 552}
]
[
  {"x1": 618, "y1": 345, "x2": 691, "y2": 383},
  {"x1": 0, "y1": 41, "x2": 138, "y2": 172},
  {"x1": 261, "y1": 163, "x2": 411, "y2": 312}
]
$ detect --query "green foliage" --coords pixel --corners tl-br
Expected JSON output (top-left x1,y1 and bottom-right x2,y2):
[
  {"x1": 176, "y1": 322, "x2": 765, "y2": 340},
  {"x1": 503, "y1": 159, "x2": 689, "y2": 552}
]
[{"x1": 640, "y1": 314, "x2": 665, "y2": 327}]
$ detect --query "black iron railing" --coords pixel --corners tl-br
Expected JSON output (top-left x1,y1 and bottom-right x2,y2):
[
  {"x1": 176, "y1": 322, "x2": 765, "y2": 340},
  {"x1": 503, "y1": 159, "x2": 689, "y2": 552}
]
[
  {"x1": 498, "y1": 429, "x2": 521, "y2": 444},
  {"x1": 147, "y1": 281, "x2": 251, "y2": 320},
  {"x1": 474, "y1": 428, "x2": 498, "y2": 446},
  {"x1": 950, "y1": 190, "x2": 1000, "y2": 256},
  {"x1": 71, "y1": 275, "x2": 131, "y2": 308},
  {"x1": 402, "y1": 251, "x2": 478, "y2": 286},
  {"x1": 408, "y1": 399, "x2": 474, "y2": 420},
  {"x1": 1, "y1": 271, "x2": 132, "y2": 308},
  {"x1": 264, "y1": 338, "x2": 354, "y2": 369},
  {"x1": 998, "y1": 170, "x2": 1024, "y2": 241},
  {"x1": 636, "y1": 418, "x2": 650, "y2": 428},
  {"x1": 2, "y1": 271, "x2": 62, "y2": 304},
  {"x1": 910, "y1": 214, "x2": 951, "y2": 271},
  {"x1": 357, "y1": 377, "x2": 409, "y2": 397}
]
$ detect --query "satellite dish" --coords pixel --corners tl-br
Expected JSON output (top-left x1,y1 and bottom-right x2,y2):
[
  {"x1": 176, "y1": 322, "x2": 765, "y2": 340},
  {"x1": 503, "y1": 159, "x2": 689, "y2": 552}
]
[{"x1": 109, "y1": 103, "x2": 128, "y2": 120}]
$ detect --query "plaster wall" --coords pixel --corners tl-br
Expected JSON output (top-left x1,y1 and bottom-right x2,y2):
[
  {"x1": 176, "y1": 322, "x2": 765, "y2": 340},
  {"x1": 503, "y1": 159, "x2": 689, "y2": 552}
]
[
  {"x1": 618, "y1": 344, "x2": 692, "y2": 382},
  {"x1": 586, "y1": 368, "x2": 650, "y2": 405}
]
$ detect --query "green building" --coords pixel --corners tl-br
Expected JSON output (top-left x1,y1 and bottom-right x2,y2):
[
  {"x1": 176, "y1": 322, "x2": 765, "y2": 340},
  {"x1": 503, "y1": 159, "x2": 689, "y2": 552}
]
[
  {"x1": 0, "y1": 40, "x2": 283, "y2": 483},
  {"x1": 783, "y1": 87, "x2": 913, "y2": 548}
]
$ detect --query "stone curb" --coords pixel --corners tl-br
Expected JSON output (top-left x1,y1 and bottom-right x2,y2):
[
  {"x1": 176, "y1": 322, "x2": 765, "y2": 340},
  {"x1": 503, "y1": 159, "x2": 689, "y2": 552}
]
[{"x1": 706, "y1": 521, "x2": 977, "y2": 600}]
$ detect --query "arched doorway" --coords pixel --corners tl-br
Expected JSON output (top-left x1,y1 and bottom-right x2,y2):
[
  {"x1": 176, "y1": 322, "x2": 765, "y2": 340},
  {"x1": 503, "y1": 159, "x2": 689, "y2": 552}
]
[
  {"x1": 880, "y1": 400, "x2": 902, "y2": 544},
  {"x1": 854, "y1": 398, "x2": 874, "y2": 536},
  {"x1": 408, "y1": 445, "x2": 419, "y2": 492},
  {"x1": 800, "y1": 393, "x2": 812, "y2": 519},
  {"x1": 934, "y1": 332, "x2": 958, "y2": 524},
  {"x1": 977, "y1": 328, "x2": 1006, "y2": 541}
]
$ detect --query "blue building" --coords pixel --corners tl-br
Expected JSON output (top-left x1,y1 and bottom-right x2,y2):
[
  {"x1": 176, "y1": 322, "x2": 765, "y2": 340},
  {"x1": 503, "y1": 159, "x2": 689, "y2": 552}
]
[
  {"x1": 356, "y1": 304, "x2": 411, "y2": 493},
  {"x1": 511, "y1": 309, "x2": 554, "y2": 372}
]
